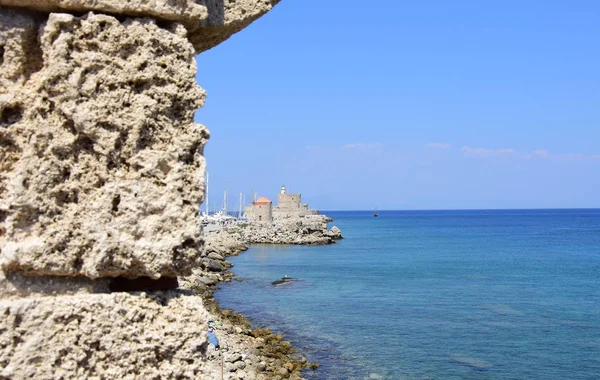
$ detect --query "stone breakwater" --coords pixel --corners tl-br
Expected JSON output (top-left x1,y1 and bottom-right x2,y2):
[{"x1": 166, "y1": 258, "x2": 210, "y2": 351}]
[
  {"x1": 183, "y1": 215, "x2": 343, "y2": 288},
  {"x1": 178, "y1": 215, "x2": 342, "y2": 379},
  {"x1": 222, "y1": 215, "x2": 343, "y2": 246},
  {"x1": 0, "y1": 1, "x2": 286, "y2": 379}
]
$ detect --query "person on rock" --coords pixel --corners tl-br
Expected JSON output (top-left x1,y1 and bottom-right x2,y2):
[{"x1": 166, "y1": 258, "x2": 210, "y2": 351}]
[{"x1": 207, "y1": 329, "x2": 220, "y2": 351}]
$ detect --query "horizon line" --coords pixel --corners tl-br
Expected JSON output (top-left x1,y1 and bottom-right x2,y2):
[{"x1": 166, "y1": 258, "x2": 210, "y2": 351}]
[{"x1": 320, "y1": 207, "x2": 600, "y2": 212}]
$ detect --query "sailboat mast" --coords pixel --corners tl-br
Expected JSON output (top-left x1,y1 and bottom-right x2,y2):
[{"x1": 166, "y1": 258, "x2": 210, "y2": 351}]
[
  {"x1": 223, "y1": 190, "x2": 227, "y2": 215},
  {"x1": 205, "y1": 172, "x2": 209, "y2": 215},
  {"x1": 238, "y1": 192, "x2": 243, "y2": 219}
]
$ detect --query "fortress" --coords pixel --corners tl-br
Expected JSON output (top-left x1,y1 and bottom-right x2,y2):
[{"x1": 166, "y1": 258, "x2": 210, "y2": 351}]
[{"x1": 244, "y1": 185, "x2": 319, "y2": 222}]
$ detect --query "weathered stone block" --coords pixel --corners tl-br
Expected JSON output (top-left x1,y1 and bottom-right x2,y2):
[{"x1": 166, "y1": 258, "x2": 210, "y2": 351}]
[
  {"x1": 0, "y1": 291, "x2": 211, "y2": 379},
  {"x1": 0, "y1": 10, "x2": 208, "y2": 279},
  {"x1": 0, "y1": 0, "x2": 281, "y2": 53}
]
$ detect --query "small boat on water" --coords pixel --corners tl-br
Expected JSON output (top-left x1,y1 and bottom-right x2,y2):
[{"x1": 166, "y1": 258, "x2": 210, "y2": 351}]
[
  {"x1": 272, "y1": 275, "x2": 295, "y2": 286},
  {"x1": 373, "y1": 208, "x2": 379, "y2": 217}
]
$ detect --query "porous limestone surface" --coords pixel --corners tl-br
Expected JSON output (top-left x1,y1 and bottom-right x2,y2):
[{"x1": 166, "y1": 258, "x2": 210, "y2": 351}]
[
  {"x1": 0, "y1": 10, "x2": 208, "y2": 279},
  {"x1": 0, "y1": 0, "x2": 281, "y2": 53},
  {"x1": 0, "y1": 0, "x2": 208, "y2": 22},
  {"x1": 191, "y1": 0, "x2": 280, "y2": 53},
  {"x1": 0, "y1": 291, "x2": 215, "y2": 379},
  {"x1": 0, "y1": 2, "x2": 287, "y2": 378},
  {"x1": 0, "y1": 271, "x2": 110, "y2": 299}
]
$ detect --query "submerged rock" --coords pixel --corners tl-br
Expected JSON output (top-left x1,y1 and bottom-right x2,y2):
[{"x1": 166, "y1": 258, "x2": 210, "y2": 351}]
[{"x1": 449, "y1": 354, "x2": 493, "y2": 371}]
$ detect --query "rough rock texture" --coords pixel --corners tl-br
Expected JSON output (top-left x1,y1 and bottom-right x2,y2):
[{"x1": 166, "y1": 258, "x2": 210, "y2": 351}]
[
  {"x1": 0, "y1": 291, "x2": 213, "y2": 379},
  {"x1": 0, "y1": 1, "x2": 283, "y2": 378},
  {"x1": 178, "y1": 230, "x2": 314, "y2": 380},
  {"x1": 0, "y1": 0, "x2": 281, "y2": 52},
  {"x1": 0, "y1": 270, "x2": 109, "y2": 298},
  {"x1": 192, "y1": 0, "x2": 281, "y2": 53},
  {"x1": 205, "y1": 229, "x2": 249, "y2": 257},
  {"x1": 1, "y1": 10, "x2": 208, "y2": 279},
  {"x1": 328, "y1": 225, "x2": 343, "y2": 240},
  {"x1": 180, "y1": 216, "x2": 343, "y2": 296},
  {"x1": 237, "y1": 215, "x2": 342, "y2": 245}
]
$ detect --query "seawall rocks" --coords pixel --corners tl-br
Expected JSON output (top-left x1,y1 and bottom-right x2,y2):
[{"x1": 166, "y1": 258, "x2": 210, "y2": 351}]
[
  {"x1": 182, "y1": 215, "x2": 342, "y2": 294},
  {"x1": 0, "y1": 1, "x2": 282, "y2": 378},
  {"x1": 238, "y1": 215, "x2": 343, "y2": 245}
]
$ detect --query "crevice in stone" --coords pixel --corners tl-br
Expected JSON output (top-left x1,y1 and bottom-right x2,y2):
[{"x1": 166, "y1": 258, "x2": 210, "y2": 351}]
[
  {"x1": 63, "y1": 119, "x2": 77, "y2": 134},
  {"x1": 111, "y1": 194, "x2": 120, "y2": 213},
  {"x1": 0, "y1": 209, "x2": 7, "y2": 237},
  {"x1": 181, "y1": 141, "x2": 200, "y2": 164},
  {"x1": 0, "y1": 105, "x2": 23, "y2": 127},
  {"x1": 171, "y1": 238, "x2": 198, "y2": 273},
  {"x1": 23, "y1": 28, "x2": 43, "y2": 81},
  {"x1": 13, "y1": 314, "x2": 22, "y2": 328},
  {"x1": 74, "y1": 134, "x2": 94, "y2": 153},
  {"x1": 73, "y1": 255, "x2": 84, "y2": 272},
  {"x1": 114, "y1": 130, "x2": 127, "y2": 151},
  {"x1": 136, "y1": 128, "x2": 153, "y2": 150},
  {"x1": 108, "y1": 276, "x2": 179, "y2": 292},
  {"x1": 54, "y1": 189, "x2": 79, "y2": 207}
]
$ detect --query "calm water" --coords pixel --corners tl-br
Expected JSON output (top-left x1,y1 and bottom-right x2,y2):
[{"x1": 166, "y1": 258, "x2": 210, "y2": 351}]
[{"x1": 214, "y1": 210, "x2": 600, "y2": 379}]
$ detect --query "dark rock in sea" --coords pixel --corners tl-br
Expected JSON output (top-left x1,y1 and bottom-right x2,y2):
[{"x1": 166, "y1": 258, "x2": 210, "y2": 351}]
[{"x1": 205, "y1": 258, "x2": 224, "y2": 272}]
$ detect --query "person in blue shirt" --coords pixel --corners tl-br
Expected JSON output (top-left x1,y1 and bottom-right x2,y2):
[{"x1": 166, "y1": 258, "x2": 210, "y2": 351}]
[{"x1": 207, "y1": 329, "x2": 220, "y2": 351}]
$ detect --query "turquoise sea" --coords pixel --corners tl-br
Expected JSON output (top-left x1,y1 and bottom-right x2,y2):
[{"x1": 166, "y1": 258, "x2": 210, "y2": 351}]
[{"x1": 214, "y1": 210, "x2": 600, "y2": 379}]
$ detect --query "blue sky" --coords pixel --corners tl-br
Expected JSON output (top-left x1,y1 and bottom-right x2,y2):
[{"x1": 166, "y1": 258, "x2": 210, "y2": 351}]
[{"x1": 194, "y1": 0, "x2": 599, "y2": 210}]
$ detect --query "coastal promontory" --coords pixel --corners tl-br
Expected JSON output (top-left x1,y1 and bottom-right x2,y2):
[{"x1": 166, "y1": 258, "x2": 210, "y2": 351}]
[{"x1": 0, "y1": 1, "x2": 305, "y2": 379}]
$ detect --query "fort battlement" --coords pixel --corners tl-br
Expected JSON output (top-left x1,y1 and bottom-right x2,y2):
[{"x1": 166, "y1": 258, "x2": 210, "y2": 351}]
[{"x1": 244, "y1": 186, "x2": 319, "y2": 222}]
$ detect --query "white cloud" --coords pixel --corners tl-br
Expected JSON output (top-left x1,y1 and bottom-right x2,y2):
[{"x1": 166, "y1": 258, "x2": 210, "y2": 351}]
[
  {"x1": 460, "y1": 146, "x2": 516, "y2": 157},
  {"x1": 427, "y1": 142, "x2": 452, "y2": 149},
  {"x1": 461, "y1": 146, "x2": 600, "y2": 161},
  {"x1": 526, "y1": 149, "x2": 551, "y2": 159},
  {"x1": 342, "y1": 142, "x2": 384, "y2": 150}
]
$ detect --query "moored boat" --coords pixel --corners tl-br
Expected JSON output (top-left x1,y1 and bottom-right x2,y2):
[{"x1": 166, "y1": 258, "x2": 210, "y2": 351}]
[{"x1": 272, "y1": 275, "x2": 295, "y2": 286}]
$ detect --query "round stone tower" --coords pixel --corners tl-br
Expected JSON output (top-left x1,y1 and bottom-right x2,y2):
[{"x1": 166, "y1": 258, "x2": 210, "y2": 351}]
[{"x1": 252, "y1": 196, "x2": 273, "y2": 222}]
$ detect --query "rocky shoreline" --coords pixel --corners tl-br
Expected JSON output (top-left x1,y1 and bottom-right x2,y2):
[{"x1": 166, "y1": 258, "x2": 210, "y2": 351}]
[
  {"x1": 179, "y1": 215, "x2": 342, "y2": 379},
  {"x1": 0, "y1": 1, "x2": 314, "y2": 378}
]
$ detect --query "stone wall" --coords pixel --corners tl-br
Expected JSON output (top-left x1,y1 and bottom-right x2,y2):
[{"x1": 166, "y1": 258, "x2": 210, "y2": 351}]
[
  {"x1": 273, "y1": 193, "x2": 319, "y2": 219},
  {"x1": 244, "y1": 203, "x2": 273, "y2": 222},
  {"x1": 1, "y1": 10, "x2": 207, "y2": 280},
  {"x1": 272, "y1": 208, "x2": 319, "y2": 219},
  {"x1": 277, "y1": 193, "x2": 302, "y2": 209},
  {"x1": 0, "y1": 1, "x2": 280, "y2": 378},
  {"x1": 253, "y1": 204, "x2": 273, "y2": 222}
]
